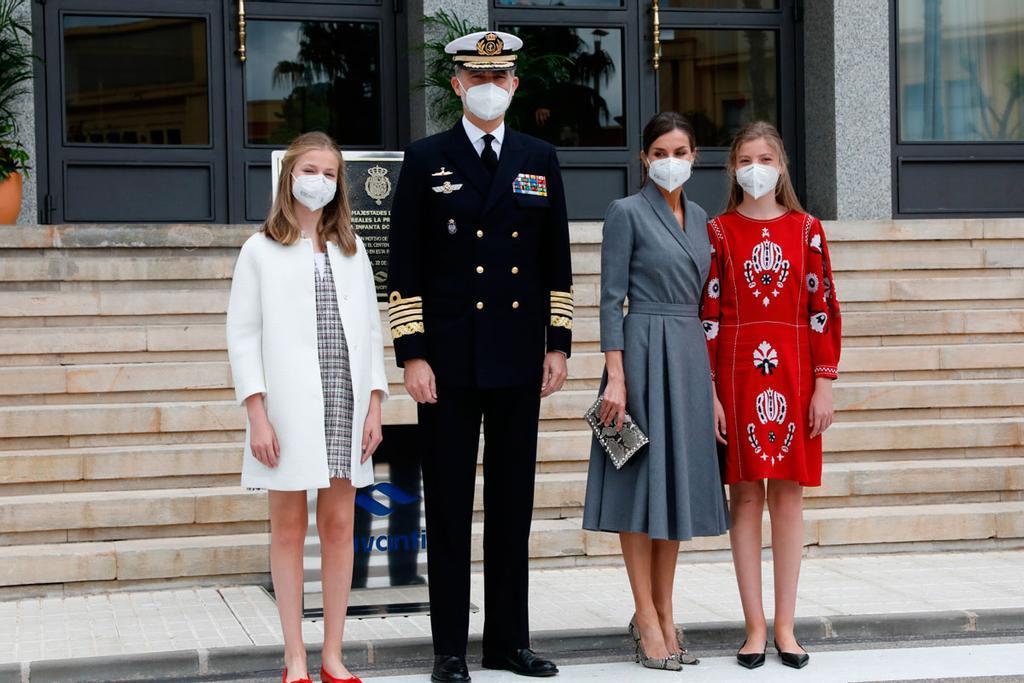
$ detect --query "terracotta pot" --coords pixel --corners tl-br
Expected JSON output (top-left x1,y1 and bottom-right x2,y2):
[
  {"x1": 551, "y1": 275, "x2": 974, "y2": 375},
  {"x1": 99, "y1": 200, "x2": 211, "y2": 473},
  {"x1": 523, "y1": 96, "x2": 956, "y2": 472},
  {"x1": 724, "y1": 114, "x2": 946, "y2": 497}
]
[{"x1": 0, "y1": 172, "x2": 23, "y2": 224}]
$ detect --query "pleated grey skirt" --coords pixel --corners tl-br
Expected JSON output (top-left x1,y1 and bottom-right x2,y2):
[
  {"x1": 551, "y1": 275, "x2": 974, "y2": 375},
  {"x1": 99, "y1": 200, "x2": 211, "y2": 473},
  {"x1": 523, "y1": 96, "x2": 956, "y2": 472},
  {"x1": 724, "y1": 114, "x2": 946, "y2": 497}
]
[{"x1": 583, "y1": 303, "x2": 730, "y2": 541}]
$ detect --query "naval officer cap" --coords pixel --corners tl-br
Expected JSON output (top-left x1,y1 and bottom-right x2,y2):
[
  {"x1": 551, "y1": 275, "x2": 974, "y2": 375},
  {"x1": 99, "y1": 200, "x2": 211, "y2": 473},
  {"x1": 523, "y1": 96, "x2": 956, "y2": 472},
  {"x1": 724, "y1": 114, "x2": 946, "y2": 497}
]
[{"x1": 445, "y1": 30, "x2": 523, "y2": 71}]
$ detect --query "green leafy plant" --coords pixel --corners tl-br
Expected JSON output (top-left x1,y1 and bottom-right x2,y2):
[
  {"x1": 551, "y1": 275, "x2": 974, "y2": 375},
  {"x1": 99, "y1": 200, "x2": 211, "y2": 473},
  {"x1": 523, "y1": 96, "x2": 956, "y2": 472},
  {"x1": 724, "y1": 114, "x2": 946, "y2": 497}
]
[
  {"x1": 0, "y1": 0, "x2": 33, "y2": 181},
  {"x1": 419, "y1": 10, "x2": 571, "y2": 129}
]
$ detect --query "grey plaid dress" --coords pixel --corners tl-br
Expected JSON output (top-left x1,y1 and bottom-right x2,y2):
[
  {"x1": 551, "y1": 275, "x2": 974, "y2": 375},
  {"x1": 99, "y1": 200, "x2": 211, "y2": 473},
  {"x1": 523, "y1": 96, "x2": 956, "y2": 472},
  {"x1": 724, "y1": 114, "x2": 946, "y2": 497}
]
[{"x1": 314, "y1": 251, "x2": 354, "y2": 480}]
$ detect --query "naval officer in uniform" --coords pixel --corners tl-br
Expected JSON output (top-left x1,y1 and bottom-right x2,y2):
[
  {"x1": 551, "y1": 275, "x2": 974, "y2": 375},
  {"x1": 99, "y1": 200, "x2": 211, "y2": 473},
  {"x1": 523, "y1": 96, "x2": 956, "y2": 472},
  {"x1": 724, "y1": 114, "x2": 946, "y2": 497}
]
[{"x1": 387, "y1": 30, "x2": 573, "y2": 683}]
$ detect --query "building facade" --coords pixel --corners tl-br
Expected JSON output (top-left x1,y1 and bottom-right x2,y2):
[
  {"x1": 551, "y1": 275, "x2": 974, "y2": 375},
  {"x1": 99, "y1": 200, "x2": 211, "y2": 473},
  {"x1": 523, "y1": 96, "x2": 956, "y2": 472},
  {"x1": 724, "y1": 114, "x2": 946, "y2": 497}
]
[{"x1": 9, "y1": 0, "x2": 1024, "y2": 224}]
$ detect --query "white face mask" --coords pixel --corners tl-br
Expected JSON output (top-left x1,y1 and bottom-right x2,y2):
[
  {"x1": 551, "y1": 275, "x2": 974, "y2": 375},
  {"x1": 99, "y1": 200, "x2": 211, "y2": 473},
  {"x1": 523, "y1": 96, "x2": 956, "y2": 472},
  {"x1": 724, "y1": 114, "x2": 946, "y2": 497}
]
[
  {"x1": 647, "y1": 157, "x2": 692, "y2": 192},
  {"x1": 291, "y1": 173, "x2": 337, "y2": 212},
  {"x1": 458, "y1": 78, "x2": 513, "y2": 121},
  {"x1": 735, "y1": 163, "x2": 780, "y2": 200}
]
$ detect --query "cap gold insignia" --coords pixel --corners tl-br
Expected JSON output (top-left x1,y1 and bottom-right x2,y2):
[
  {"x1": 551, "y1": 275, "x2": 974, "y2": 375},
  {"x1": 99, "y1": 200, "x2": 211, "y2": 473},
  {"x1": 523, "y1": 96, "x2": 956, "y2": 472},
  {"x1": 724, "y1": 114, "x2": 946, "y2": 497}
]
[{"x1": 477, "y1": 33, "x2": 504, "y2": 56}]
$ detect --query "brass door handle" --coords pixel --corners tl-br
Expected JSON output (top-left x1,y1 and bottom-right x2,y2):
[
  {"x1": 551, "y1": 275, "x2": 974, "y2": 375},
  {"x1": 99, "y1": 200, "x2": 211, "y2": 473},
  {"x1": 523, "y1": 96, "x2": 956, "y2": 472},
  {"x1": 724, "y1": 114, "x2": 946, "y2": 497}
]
[
  {"x1": 651, "y1": 0, "x2": 661, "y2": 71},
  {"x1": 237, "y1": 0, "x2": 247, "y2": 63}
]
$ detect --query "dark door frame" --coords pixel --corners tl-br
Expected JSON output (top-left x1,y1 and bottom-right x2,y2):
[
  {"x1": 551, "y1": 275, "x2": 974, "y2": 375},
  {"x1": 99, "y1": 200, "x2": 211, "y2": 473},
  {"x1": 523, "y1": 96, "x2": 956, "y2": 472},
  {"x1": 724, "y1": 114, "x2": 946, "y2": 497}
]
[
  {"x1": 31, "y1": 0, "x2": 409, "y2": 224},
  {"x1": 35, "y1": 0, "x2": 230, "y2": 223}
]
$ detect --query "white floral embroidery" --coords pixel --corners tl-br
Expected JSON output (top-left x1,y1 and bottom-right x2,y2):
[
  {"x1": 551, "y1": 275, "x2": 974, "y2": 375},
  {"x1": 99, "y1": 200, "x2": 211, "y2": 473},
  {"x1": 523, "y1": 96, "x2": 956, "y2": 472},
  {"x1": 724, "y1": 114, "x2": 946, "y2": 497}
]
[
  {"x1": 744, "y1": 237, "x2": 790, "y2": 307},
  {"x1": 806, "y1": 273, "x2": 820, "y2": 293},
  {"x1": 809, "y1": 233, "x2": 822, "y2": 253},
  {"x1": 753, "y1": 341, "x2": 779, "y2": 375},
  {"x1": 707, "y1": 277, "x2": 721, "y2": 299},
  {"x1": 755, "y1": 388, "x2": 787, "y2": 425},
  {"x1": 810, "y1": 311, "x2": 828, "y2": 333},
  {"x1": 702, "y1": 320, "x2": 719, "y2": 340}
]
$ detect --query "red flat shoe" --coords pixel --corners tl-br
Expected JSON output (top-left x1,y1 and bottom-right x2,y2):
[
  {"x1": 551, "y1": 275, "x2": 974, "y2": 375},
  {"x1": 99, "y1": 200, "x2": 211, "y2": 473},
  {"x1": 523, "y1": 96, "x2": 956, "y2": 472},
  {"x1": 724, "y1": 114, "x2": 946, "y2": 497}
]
[
  {"x1": 320, "y1": 666, "x2": 362, "y2": 683},
  {"x1": 283, "y1": 668, "x2": 314, "y2": 683}
]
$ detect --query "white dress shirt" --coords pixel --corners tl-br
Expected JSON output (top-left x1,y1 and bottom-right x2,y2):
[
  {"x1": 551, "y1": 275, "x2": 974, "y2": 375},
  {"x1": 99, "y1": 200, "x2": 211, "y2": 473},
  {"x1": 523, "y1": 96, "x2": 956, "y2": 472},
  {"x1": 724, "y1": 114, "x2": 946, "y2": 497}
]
[{"x1": 462, "y1": 116, "x2": 505, "y2": 160}]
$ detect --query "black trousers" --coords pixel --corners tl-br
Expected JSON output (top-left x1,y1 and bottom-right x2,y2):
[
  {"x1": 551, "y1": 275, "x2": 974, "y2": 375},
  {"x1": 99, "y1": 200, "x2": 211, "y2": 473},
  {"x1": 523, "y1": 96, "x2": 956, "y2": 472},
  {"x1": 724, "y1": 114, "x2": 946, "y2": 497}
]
[{"x1": 418, "y1": 383, "x2": 542, "y2": 656}]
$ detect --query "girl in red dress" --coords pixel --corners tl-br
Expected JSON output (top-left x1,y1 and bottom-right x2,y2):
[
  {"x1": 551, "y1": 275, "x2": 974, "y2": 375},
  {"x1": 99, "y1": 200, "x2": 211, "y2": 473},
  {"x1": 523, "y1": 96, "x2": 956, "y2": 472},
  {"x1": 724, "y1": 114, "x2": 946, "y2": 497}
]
[{"x1": 699, "y1": 122, "x2": 841, "y2": 670}]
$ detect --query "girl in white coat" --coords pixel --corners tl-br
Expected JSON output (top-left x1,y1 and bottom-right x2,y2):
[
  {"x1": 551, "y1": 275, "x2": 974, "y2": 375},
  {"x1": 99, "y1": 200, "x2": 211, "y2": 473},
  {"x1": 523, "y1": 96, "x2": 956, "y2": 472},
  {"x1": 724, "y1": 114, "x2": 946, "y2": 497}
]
[{"x1": 227, "y1": 132, "x2": 388, "y2": 683}]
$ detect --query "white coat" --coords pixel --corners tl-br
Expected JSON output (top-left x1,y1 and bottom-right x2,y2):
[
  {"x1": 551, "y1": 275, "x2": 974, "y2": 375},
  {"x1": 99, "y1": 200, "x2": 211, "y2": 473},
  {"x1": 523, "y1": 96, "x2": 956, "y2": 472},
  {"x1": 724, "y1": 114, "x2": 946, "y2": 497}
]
[{"x1": 226, "y1": 232, "x2": 389, "y2": 490}]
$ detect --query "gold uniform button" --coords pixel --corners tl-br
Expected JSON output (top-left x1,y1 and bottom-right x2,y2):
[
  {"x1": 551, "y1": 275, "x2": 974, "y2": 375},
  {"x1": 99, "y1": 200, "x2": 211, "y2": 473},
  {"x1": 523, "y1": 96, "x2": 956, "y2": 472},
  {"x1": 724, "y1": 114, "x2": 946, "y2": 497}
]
[
  {"x1": 512, "y1": 301, "x2": 520, "y2": 309},
  {"x1": 476, "y1": 301, "x2": 484, "y2": 310},
  {"x1": 476, "y1": 229, "x2": 484, "y2": 238},
  {"x1": 512, "y1": 231, "x2": 519, "y2": 238},
  {"x1": 476, "y1": 266, "x2": 484, "y2": 274},
  {"x1": 511, "y1": 266, "x2": 519, "y2": 275}
]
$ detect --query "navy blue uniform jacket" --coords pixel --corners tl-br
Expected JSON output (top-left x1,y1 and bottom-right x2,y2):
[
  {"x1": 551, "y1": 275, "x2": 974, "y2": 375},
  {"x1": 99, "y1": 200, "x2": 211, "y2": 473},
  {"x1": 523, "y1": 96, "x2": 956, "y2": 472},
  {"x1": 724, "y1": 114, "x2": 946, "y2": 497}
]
[{"x1": 387, "y1": 122, "x2": 574, "y2": 388}]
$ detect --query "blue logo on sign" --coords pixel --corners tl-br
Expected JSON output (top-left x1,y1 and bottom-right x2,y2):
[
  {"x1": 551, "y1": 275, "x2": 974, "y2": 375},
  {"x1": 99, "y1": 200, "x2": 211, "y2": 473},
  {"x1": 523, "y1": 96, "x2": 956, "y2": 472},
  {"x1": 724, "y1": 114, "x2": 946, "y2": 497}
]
[{"x1": 355, "y1": 482, "x2": 421, "y2": 516}]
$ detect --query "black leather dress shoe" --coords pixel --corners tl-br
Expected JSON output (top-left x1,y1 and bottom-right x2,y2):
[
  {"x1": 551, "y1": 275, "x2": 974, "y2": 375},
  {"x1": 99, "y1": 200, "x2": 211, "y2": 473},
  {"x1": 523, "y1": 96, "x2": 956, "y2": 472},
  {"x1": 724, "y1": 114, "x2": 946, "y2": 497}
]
[
  {"x1": 432, "y1": 655, "x2": 471, "y2": 682},
  {"x1": 774, "y1": 640, "x2": 810, "y2": 669},
  {"x1": 482, "y1": 649, "x2": 558, "y2": 677},
  {"x1": 736, "y1": 639, "x2": 767, "y2": 669}
]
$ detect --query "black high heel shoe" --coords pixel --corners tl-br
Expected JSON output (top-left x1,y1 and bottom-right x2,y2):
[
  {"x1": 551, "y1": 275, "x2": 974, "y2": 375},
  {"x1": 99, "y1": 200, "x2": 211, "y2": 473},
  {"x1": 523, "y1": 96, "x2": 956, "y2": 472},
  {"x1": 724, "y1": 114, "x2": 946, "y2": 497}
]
[
  {"x1": 736, "y1": 639, "x2": 767, "y2": 669},
  {"x1": 774, "y1": 639, "x2": 810, "y2": 669}
]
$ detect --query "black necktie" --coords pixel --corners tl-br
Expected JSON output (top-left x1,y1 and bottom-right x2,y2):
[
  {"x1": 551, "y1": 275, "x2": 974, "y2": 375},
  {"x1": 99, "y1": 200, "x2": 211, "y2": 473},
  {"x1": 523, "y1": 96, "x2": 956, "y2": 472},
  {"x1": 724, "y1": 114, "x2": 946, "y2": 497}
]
[{"x1": 481, "y1": 134, "x2": 498, "y2": 174}]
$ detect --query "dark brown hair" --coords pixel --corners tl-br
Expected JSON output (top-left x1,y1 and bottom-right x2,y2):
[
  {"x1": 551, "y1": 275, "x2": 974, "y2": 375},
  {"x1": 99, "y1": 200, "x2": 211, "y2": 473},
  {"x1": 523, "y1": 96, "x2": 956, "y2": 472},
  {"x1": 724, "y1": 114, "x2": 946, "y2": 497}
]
[
  {"x1": 640, "y1": 112, "x2": 697, "y2": 185},
  {"x1": 264, "y1": 131, "x2": 357, "y2": 256},
  {"x1": 724, "y1": 121, "x2": 804, "y2": 214}
]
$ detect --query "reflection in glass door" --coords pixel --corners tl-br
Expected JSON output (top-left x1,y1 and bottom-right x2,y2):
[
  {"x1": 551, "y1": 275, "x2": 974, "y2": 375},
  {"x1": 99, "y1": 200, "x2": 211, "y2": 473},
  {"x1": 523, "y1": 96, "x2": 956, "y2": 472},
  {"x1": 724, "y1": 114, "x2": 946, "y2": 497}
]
[
  {"x1": 227, "y1": 1, "x2": 402, "y2": 222},
  {"x1": 639, "y1": 0, "x2": 798, "y2": 214}
]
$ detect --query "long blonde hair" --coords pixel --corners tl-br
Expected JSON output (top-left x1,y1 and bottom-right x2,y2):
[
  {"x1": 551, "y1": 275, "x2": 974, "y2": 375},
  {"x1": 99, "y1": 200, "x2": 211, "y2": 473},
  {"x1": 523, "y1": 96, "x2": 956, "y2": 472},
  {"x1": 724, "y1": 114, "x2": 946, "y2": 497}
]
[
  {"x1": 725, "y1": 121, "x2": 804, "y2": 214},
  {"x1": 264, "y1": 131, "x2": 357, "y2": 256}
]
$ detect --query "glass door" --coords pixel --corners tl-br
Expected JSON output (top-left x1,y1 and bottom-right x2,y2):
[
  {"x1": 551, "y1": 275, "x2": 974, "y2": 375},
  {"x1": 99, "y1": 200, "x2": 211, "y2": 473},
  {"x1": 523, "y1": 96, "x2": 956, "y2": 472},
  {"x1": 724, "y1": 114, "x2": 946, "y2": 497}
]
[
  {"x1": 639, "y1": 0, "x2": 799, "y2": 214},
  {"x1": 225, "y1": 0, "x2": 404, "y2": 222}
]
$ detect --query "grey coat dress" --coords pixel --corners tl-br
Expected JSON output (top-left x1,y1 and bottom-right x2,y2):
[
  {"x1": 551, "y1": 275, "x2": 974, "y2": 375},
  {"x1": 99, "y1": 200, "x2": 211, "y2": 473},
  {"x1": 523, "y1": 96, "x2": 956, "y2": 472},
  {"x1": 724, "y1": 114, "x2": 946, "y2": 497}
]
[{"x1": 582, "y1": 182, "x2": 730, "y2": 541}]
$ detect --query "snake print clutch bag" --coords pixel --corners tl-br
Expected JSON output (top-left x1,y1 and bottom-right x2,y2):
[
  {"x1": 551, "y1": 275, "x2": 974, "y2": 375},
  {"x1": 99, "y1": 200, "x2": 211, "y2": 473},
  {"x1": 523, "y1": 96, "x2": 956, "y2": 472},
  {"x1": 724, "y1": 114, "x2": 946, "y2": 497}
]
[{"x1": 584, "y1": 395, "x2": 649, "y2": 470}]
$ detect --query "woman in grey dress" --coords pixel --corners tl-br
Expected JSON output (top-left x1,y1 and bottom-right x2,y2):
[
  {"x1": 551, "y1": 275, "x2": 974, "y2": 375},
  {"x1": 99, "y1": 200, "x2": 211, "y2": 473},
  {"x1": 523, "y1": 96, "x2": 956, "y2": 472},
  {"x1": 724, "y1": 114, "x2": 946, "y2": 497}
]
[{"x1": 583, "y1": 112, "x2": 730, "y2": 671}]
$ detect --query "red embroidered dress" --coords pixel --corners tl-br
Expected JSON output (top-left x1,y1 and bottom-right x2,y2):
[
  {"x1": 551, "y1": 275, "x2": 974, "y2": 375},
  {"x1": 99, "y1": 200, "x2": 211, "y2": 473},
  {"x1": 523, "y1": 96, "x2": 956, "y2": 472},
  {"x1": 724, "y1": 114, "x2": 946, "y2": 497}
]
[{"x1": 700, "y1": 211, "x2": 841, "y2": 486}]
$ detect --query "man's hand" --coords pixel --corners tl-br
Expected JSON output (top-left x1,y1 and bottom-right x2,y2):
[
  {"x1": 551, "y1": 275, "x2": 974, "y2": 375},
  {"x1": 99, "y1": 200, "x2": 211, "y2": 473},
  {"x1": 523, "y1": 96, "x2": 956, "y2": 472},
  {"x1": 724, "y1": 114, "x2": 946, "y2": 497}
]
[
  {"x1": 404, "y1": 358, "x2": 437, "y2": 404},
  {"x1": 540, "y1": 351, "x2": 568, "y2": 398}
]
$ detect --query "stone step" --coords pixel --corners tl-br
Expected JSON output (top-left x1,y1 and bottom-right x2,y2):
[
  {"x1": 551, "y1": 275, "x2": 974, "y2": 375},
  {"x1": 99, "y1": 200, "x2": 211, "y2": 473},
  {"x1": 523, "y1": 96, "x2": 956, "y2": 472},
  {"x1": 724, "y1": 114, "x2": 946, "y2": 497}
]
[
  {"x1": 4, "y1": 307, "x2": 1024, "y2": 360},
  {"x1": 2, "y1": 243, "x2": 1021, "y2": 283},
  {"x1": 4, "y1": 338, "x2": 1022, "y2": 398},
  {"x1": 3, "y1": 220, "x2": 1023, "y2": 252},
  {"x1": 3, "y1": 275, "x2": 1022, "y2": 319},
  {"x1": 2, "y1": 378, "x2": 1020, "y2": 440},
  {"x1": 52, "y1": 455, "x2": 1002, "y2": 528},
  {"x1": 0, "y1": 443, "x2": 243, "y2": 486},
  {"x1": 3, "y1": 499, "x2": 1024, "y2": 588}
]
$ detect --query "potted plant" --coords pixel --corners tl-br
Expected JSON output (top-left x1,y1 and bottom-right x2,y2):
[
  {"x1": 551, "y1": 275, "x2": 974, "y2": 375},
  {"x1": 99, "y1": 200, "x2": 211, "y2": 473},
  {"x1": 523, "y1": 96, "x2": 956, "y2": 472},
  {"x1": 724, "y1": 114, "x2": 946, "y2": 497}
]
[{"x1": 0, "y1": 0, "x2": 33, "y2": 224}]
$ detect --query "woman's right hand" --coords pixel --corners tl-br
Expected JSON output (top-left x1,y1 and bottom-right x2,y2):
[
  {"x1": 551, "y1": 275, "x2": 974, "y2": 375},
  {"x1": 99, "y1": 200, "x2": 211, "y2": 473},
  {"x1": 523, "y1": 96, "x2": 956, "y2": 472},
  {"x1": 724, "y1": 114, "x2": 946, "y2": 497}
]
[
  {"x1": 250, "y1": 413, "x2": 280, "y2": 467},
  {"x1": 600, "y1": 376, "x2": 627, "y2": 431},
  {"x1": 713, "y1": 391, "x2": 728, "y2": 445}
]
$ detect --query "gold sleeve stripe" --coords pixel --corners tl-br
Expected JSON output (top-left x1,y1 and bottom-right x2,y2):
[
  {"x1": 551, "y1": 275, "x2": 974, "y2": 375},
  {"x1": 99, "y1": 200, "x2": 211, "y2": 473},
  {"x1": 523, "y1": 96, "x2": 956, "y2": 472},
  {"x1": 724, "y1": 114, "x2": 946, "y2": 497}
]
[
  {"x1": 390, "y1": 313, "x2": 424, "y2": 328},
  {"x1": 387, "y1": 302, "x2": 422, "y2": 316},
  {"x1": 388, "y1": 291, "x2": 425, "y2": 337},
  {"x1": 550, "y1": 315, "x2": 573, "y2": 329},
  {"x1": 391, "y1": 321, "x2": 425, "y2": 339},
  {"x1": 550, "y1": 302, "x2": 574, "y2": 313},
  {"x1": 550, "y1": 292, "x2": 574, "y2": 301},
  {"x1": 388, "y1": 291, "x2": 423, "y2": 307}
]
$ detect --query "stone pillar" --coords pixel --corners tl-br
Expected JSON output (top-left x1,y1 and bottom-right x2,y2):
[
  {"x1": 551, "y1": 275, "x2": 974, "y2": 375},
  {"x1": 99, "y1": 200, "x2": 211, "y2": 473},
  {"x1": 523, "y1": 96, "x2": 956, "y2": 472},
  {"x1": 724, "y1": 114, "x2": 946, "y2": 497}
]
[
  {"x1": 406, "y1": 0, "x2": 489, "y2": 140},
  {"x1": 11, "y1": 0, "x2": 36, "y2": 224},
  {"x1": 803, "y1": 0, "x2": 892, "y2": 220}
]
